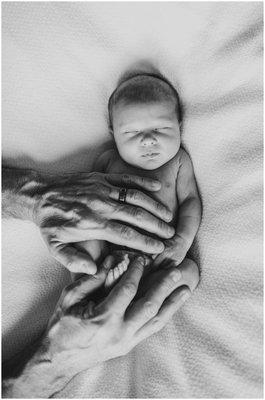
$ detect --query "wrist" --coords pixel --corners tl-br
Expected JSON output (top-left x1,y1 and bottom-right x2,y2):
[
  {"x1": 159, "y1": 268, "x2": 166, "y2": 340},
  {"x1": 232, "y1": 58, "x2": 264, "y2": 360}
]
[
  {"x1": 2, "y1": 167, "x2": 47, "y2": 223},
  {"x1": 3, "y1": 338, "x2": 84, "y2": 398}
]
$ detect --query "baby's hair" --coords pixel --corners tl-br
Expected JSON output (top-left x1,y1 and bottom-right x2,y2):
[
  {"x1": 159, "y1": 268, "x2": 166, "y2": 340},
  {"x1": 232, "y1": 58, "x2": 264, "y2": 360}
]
[{"x1": 108, "y1": 72, "x2": 182, "y2": 130}]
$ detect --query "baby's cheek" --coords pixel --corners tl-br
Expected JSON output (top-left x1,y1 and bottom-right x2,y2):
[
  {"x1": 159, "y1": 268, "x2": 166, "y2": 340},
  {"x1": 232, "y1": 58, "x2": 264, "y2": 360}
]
[
  {"x1": 167, "y1": 137, "x2": 180, "y2": 157},
  {"x1": 116, "y1": 142, "x2": 130, "y2": 162},
  {"x1": 121, "y1": 144, "x2": 141, "y2": 165}
]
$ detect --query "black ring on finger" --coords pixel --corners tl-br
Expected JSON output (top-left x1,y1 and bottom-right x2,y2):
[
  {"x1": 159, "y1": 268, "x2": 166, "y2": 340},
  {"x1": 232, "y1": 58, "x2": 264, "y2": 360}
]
[{"x1": 119, "y1": 187, "x2": 127, "y2": 203}]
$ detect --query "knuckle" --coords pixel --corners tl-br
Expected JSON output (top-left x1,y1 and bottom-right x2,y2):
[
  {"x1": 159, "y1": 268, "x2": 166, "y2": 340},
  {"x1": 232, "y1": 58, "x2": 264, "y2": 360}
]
[
  {"x1": 89, "y1": 195, "x2": 103, "y2": 210},
  {"x1": 109, "y1": 331, "x2": 123, "y2": 348},
  {"x1": 144, "y1": 301, "x2": 159, "y2": 318},
  {"x1": 122, "y1": 174, "x2": 131, "y2": 184},
  {"x1": 144, "y1": 236, "x2": 163, "y2": 253},
  {"x1": 128, "y1": 189, "x2": 140, "y2": 202},
  {"x1": 122, "y1": 282, "x2": 138, "y2": 297},
  {"x1": 89, "y1": 171, "x2": 100, "y2": 180},
  {"x1": 161, "y1": 276, "x2": 176, "y2": 291},
  {"x1": 131, "y1": 206, "x2": 145, "y2": 220},
  {"x1": 120, "y1": 225, "x2": 134, "y2": 240}
]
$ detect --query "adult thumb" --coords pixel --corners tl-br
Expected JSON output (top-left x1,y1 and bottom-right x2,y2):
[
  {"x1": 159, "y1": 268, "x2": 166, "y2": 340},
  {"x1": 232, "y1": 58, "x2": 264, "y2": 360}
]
[{"x1": 53, "y1": 244, "x2": 97, "y2": 275}]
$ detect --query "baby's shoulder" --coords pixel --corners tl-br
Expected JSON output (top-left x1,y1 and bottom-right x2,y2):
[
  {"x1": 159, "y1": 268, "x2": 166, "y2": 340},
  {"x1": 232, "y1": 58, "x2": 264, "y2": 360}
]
[
  {"x1": 94, "y1": 148, "x2": 117, "y2": 172},
  {"x1": 176, "y1": 147, "x2": 191, "y2": 166},
  {"x1": 101, "y1": 148, "x2": 117, "y2": 161},
  {"x1": 168, "y1": 147, "x2": 187, "y2": 168}
]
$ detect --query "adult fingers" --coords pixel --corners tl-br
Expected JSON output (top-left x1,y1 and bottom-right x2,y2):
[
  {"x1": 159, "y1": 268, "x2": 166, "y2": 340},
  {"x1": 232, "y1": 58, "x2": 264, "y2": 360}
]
[
  {"x1": 112, "y1": 204, "x2": 174, "y2": 239},
  {"x1": 133, "y1": 286, "x2": 191, "y2": 345},
  {"x1": 175, "y1": 258, "x2": 199, "y2": 292},
  {"x1": 106, "y1": 173, "x2": 161, "y2": 192},
  {"x1": 50, "y1": 243, "x2": 98, "y2": 275},
  {"x1": 97, "y1": 256, "x2": 146, "y2": 316},
  {"x1": 109, "y1": 188, "x2": 172, "y2": 222},
  {"x1": 126, "y1": 267, "x2": 182, "y2": 328},
  {"x1": 101, "y1": 254, "x2": 116, "y2": 272},
  {"x1": 58, "y1": 256, "x2": 114, "y2": 311},
  {"x1": 125, "y1": 258, "x2": 199, "y2": 329},
  {"x1": 46, "y1": 221, "x2": 164, "y2": 255},
  {"x1": 152, "y1": 258, "x2": 199, "y2": 291},
  {"x1": 101, "y1": 221, "x2": 165, "y2": 254}
]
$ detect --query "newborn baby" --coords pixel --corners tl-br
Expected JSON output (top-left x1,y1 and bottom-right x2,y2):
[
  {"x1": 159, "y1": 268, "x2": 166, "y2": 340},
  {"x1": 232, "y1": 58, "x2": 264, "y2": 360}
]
[{"x1": 77, "y1": 73, "x2": 202, "y2": 286}]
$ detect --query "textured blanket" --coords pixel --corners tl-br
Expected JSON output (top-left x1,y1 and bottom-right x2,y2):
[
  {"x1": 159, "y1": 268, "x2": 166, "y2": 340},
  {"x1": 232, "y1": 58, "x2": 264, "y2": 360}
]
[{"x1": 2, "y1": 2, "x2": 263, "y2": 398}]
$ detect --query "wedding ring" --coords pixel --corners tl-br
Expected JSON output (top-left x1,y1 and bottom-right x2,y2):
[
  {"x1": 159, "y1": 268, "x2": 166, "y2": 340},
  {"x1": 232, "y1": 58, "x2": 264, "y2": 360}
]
[{"x1": 118, "y1": 187, "x2": 127, "y2": 203}]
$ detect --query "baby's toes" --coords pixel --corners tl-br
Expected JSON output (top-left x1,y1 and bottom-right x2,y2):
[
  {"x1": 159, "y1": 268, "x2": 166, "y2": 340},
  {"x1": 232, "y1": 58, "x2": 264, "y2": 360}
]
[
  {"x1": 113, "y1": 266, "x2": 121, "y2": 280},
  {"x1": 105, "y1": 268, "x2": 115, "y2": 287},
  {"x1": 105, "y1": 264, "x2": 126, "y2": 288}
]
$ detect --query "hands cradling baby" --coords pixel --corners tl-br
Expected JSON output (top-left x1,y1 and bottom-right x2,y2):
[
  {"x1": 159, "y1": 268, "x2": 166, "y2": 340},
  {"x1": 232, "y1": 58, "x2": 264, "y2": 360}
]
[{"x1": 152, "y1": 235, "x2": 189, "y2": 268}]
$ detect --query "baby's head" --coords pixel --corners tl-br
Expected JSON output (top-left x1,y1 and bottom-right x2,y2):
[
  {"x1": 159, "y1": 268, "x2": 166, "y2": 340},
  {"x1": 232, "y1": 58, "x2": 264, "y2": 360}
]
[{"x1": 108, "y1": 73, "x2": 181, "y2": 170}]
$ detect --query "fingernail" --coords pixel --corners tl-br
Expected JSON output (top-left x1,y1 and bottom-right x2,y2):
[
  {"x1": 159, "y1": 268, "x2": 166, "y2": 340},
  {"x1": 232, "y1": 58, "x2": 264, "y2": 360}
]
[
  {"x1": 84, "y1": 263, "x2": 97, "y2": 275},
  {"x1": 165, "y1": 210, "x2": 173, "y2": 222},
  {"x1": 152, "y1": 180, "x2": 161, "y2": 190},
  {"x1": 180, "y1": 290, "x2": 191, "y2": 302},
  {"x1": 167, "y1": 226, "x2": 175, "y2": 237},
  {"x1": 136, "y1": 255, "x2": 146, "y2": 266},
  {"x1": 170, "y1": 269, "x2": 182, "y2": 282}
]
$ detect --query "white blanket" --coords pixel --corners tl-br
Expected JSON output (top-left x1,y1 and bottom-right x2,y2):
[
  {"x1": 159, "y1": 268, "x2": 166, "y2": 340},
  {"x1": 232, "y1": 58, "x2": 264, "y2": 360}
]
[{"x1": 2, "y1": 2, "x2": 263, "y2": 398}]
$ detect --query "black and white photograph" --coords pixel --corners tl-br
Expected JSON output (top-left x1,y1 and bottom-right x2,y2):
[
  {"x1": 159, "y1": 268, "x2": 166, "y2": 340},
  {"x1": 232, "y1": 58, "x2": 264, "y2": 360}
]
[{"x1": 2, "y1": 0, "x2": 263, "y2": 398}]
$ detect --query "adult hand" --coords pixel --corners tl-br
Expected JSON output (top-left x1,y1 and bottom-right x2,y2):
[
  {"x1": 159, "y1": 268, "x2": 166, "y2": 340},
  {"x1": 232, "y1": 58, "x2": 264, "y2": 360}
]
[
  {"x1": 32, "y1": 172, "x2": 174, "y2": 274},
  {"x1": 3, "y1": 255, "x2": 199, "y2": 398},
  {"x1": 49, "y1": 254, "x2": 199, "y2": 368}
]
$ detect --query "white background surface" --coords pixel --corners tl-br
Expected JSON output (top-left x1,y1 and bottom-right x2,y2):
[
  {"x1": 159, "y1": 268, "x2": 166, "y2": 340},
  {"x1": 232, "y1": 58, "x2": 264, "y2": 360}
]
[{"x1": 2, "y1": 2, "x2": 263, "y2": 397}]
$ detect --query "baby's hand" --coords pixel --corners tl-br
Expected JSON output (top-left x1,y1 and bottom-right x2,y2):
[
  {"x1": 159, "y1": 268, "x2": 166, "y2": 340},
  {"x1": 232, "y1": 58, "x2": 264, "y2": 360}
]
[{"x1": 153, "y1": 236, "x2": 188, "y2": 268}]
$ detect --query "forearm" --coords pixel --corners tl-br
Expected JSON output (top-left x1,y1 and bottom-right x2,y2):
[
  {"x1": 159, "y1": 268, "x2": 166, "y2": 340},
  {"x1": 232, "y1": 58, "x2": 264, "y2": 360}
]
[
  {"x1": 2, "y1": 337, "x2": 85, "y2": 398},
  {"x1": 174, "y1": 197, "x2": 201, "y2": 248},
  {"x1": 2, "y1": 167, "x2": 46, "y2": 221}
]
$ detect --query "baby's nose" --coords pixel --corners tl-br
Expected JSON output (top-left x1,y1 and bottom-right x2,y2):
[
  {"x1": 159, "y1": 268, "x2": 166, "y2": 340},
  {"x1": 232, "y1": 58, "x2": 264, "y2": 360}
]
[{"x1": 141, "y1": 133, "x2": 158, "y2": 146}]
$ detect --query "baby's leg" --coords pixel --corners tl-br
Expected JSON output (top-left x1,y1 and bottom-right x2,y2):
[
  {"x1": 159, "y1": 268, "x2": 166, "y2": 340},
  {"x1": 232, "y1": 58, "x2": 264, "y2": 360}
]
[{"x1": 105, "y1": 249, "x2": 152, "y2": 288}]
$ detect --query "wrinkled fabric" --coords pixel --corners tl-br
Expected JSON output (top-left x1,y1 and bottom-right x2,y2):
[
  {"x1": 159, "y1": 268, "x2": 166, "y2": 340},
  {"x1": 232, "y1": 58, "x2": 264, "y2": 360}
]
[{"x1": 2, "y1": 2, "x2": 263, "y2": 398}]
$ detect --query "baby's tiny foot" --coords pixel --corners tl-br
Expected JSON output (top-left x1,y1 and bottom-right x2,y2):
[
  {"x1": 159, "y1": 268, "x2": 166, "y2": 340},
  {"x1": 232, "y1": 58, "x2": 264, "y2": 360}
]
[{"x1": 105, "y1": 254, "x2": 129, "y2": 288}]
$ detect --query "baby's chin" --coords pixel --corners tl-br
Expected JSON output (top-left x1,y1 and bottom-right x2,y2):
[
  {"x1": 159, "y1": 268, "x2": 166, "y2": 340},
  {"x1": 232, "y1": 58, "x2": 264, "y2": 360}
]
[{"x1": 132, "y1": 155, "x2": 171, "y2": 170}]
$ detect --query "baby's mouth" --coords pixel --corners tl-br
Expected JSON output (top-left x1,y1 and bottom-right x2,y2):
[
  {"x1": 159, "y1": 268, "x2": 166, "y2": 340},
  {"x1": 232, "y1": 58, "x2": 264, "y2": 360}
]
[{"x1": 142, "y1": 152, "x2": 160, "y2": 158}]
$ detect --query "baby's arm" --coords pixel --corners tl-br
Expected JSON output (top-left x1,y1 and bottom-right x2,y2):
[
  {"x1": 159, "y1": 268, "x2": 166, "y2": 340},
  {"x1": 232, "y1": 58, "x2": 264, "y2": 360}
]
[
  {"x1": 154, "y1": 149, "x2": 202, "y2": 267},
  {"x1": 174, "y1": 149, "x2": 202, "y2": 256},
  {"x1": 93, "y1": 149, "x2": 114, "y2": 173}
]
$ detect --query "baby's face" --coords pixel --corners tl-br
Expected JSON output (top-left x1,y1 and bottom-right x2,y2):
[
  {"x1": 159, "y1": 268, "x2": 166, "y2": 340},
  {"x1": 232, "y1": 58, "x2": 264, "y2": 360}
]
[{"x1": 112, "y1": 100, "x2": 180, "y2": 170}]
